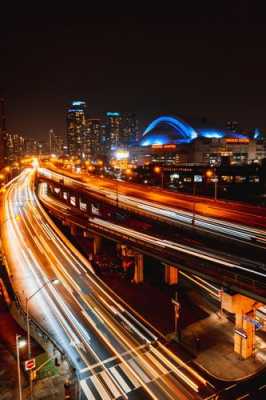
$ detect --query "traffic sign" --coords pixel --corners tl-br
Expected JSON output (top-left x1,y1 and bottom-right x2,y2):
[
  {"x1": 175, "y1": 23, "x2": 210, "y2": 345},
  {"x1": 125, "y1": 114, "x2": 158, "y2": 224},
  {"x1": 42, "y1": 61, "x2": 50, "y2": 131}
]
[
  {"x1": 25, "y1": 358, "x2": 36, "y2": 371},
  {"x1": 243, "y1": 315, "x2": 263, "y2": 330},
  {"x1": 234, "y1": 328, "x2": 247, "y2": 339}
]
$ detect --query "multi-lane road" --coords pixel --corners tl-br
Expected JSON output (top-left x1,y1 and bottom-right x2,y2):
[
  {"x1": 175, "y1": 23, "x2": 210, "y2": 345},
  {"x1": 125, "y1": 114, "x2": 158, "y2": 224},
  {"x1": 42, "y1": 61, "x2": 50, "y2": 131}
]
[
  {"x1": 1, "y1": 168, "x2": 215, "y2": 399},
  {"x1": 39, "y1": 164, "x2": 266, "y2": 246},
  {"x1": 36, "y1": 166, "x2": 266, "y2": 301}
]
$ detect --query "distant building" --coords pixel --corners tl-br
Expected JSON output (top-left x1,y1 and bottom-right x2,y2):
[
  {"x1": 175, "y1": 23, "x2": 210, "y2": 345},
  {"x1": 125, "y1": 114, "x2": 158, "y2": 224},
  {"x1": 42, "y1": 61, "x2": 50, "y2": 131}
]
[
  {"x1": 25, "y1": 138, "x2": 39, "y2": 155},
  {"x1": 66, "y1": 101, "x2": 87, "y2": 157},
  {"x1": 83, "y1": 118, "x2": 102, "y2": 160},
  {"x1": 49, "y1": 129, "x2": 64, "y2": 155},
  {"x1": 122, "y1": 112, "x2": 140, "y2": 145},
  {"x1": 104, "y1": 111, "x2": 139, "y2": 155},
  {"x1": 129, "y1": 115, "x2": 266, "y2": 166},
  {"x1": 105, "y1": 112, "x2": 123, "y2": 150},
  {"x1": 0, "y1": 97, "x2": 8, "y2": 167},
  {"x1": 1, "y1": 132, "x2": 25, "y2": 164}
]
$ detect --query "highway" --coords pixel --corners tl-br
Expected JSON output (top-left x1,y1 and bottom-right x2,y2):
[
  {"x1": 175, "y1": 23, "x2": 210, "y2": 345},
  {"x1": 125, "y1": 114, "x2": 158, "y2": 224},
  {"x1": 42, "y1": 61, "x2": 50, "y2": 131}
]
[
  {"x1": 38, "y1": 180, "x2": 266, "y2": 303},
  {"x1": 38, "y1": 165, "x2": 266, "y2": 246},
  {"x1": 1, "y1": 168, "x2": 215, "y2": 400}
]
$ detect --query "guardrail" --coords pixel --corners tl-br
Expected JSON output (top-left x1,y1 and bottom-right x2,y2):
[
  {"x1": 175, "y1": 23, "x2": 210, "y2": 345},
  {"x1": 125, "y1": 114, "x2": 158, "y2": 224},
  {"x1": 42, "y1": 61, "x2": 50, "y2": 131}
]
[{"x1": 2, "y1": 256, "x2": 80, "y2": 399}]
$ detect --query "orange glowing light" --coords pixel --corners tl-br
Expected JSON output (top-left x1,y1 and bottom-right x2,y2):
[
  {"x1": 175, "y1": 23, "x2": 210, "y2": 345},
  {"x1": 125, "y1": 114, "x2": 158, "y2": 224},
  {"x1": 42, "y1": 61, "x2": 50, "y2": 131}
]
[
  {"x1": 206, "y1": 169, "x2": 214, "y2": 178},
  {"x1": 154, "y1": 166, "x2": 161, "y2": 174}
]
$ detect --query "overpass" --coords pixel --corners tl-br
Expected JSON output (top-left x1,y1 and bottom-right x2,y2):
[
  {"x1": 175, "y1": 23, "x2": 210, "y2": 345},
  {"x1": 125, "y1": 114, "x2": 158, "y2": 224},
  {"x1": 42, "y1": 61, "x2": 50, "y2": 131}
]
[
  {"x1": 37, "y1": 177, "x2": 266, "y2": 361},
  {"x1": 36, "y1": 167, "x2": 266, "y2": 299},
  {"x1": 1, "y1": 169, "x2": 217, "y2": 400}
]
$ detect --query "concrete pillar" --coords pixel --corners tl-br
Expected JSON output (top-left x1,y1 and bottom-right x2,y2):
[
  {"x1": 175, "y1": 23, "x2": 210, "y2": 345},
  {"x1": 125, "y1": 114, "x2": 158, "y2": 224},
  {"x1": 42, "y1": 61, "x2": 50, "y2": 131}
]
[
  {"x1": 164, "y1": 265, "x2": 179, "y2": 285},
  {"x1": 119, "y1": 245, "x2": 144, "y2": 284},
  {"x1": 70, "y1": 224, "x2": 77, "y2": 236},
  {"x1": 62, "y1": 191, "x2": 69, "y2": 202},
  {"x1": 133, "y1": 254, "x2": 144, "y2": 284},
  {"x1": 92, "y1": 235, "x2": 102, "y2": 255},
  {"x1": 222, "y1": 292, "x2": 257, "y2": 359},
  {"x1": 234, "y1": 309, "x2": 255, "y2": 359},
  {"x1": 79, "y1": 198, "x2": 87, "y2": 212}
]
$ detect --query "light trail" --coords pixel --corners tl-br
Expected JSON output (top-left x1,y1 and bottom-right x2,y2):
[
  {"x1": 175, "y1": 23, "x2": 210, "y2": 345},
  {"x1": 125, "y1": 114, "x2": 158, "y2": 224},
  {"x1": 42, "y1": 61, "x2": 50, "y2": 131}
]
[
  {"x1": 0, "y1": 169, "x2": 214, "y2": 400},
  {"x1": 38, "y1": 167, "x2": 266, "y2": 245}
]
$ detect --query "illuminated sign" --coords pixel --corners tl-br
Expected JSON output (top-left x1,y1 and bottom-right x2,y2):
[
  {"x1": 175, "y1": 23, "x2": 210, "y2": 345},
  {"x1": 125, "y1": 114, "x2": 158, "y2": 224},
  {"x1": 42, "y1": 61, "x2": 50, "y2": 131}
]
[
  {"x1": 115, "y1": 149, "x2": 129, "y2": 160},
  {"x1": 106, "y1": 112, "x2": 120, "y2": 117},
  {"x1": 225, "y1": 138, "x2": 250, "y2": 144},
  {"x1": 72, "y1": 101, "x2": 85, "y2": 106},
  {"x1": 151, "y1": 144, "x2": 177, "y2": 150},
  {"x1": 234, "y1": 328, "x2": 247, "y2": 339},
  {"x1": 194, "y1": 175, "x2": 203, "y2": 183}
]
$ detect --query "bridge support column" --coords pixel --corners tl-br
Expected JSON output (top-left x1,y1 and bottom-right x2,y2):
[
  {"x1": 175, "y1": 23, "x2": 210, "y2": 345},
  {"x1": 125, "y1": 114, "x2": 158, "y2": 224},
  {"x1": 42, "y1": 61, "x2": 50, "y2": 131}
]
[
  {"x1": 79, "y1": 198, "x2": 87, "y2": 212},
  {"x1": 92, "y1": 235, "x2": 102, "y2": 255},
  {"x1": 69, "y1": 194, "x2": 77, "y2": 207},
  {"x1": 164, "y1": 265, "x2": 179, "y2": 285},
  {"x1": 70, "y1": 224, "x2": 77, "y2": 236},
  {"x1": 234, "y1": 310, "x2": 255, "y2": 359},
  {"x1": 222, "y1": 293, "x2": 257, "y2": 359},
  {"x1": 133, "y1": 254, "x2": 144, "y2": 284},
  {"x1": 62, "y1": 191, "x2": 69, "y2": 202},
  {"x1": 120, "y1": 245, "x2": 144, "y2": 284}
]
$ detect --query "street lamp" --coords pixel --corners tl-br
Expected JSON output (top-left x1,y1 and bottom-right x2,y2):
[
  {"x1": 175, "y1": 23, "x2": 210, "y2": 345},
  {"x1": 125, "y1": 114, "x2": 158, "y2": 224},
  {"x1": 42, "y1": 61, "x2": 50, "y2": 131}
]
[
  {"x1": 154, "y1": 166, "x2": 164, "y2": 188},
  {"x1": 26, "y1": 278, "x2": 59, "y2": 399},
  {"x1": 0, "y1": 173, "x2": 6, "y2": 185},
  {"x1": 192, "y1": 178, "x2": 197, "y2": 226},
  {"x1": 206, "y1": 169, "x2": 218, "y2": 201},
  {"x1": 16, "y1": 334, "x2": 27, "y2": 400}
]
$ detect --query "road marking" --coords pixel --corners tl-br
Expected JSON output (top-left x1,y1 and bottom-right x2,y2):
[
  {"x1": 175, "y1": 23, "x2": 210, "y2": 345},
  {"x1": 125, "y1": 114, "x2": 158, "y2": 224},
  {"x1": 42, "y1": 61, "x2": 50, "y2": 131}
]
[
  {"x1": 225, "y1": 384, "x2": 237, "y2": 390},
  {"x1": 79, "y1": 343, "x2": 147, "y2": 373},
  {"x1": 259, "y1": 384, "x2": 266, "y2": 390},
  {"x1": 236, "y1": 394, "x2": 250, "y2": 400},
  {"x1": 110, "y1": 366, "x2": 132, "y2": 393},
  {"x1": 127, "y1": 358, "x2": 152, "y2": 383},
  {"x1": 80, "y1": 380, "x2": 95, "y2": 399},
  {"x1": 100, "y1": 370, "x2": 123, "y2": 399},
  {"x1": 119, "y1": 363, "x2": 141, "y2": 389},
  {"x1": 90, "y1": 375, "x2": 112, "y2": 400},
  {"x1": 145, "y1": 351, "x2": 169, "y2": 375}
]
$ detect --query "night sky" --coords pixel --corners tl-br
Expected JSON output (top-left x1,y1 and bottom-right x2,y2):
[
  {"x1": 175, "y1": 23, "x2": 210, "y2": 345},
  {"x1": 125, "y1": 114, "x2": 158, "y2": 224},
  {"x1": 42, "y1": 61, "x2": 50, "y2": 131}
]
[{"x1": 1, "y1": 5, "x2": 266, "y2": 139}]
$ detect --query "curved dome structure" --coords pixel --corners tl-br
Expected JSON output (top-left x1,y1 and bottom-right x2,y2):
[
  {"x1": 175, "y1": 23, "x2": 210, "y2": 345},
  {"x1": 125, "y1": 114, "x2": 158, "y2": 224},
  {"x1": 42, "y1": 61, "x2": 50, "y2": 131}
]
[
  {"x1": 139, "y1": 115, "x2": 250, "y2": 147},
  {"x1": 141, "y1": 116, "x2": 198, "y2": 146}
]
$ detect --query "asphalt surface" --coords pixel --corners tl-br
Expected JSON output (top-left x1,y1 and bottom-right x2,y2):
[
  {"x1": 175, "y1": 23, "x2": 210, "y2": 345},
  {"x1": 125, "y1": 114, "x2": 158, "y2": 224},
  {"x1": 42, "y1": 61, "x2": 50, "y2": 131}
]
[{"x1": 1, "y1": 169, "x2": 215, "y2": 400}]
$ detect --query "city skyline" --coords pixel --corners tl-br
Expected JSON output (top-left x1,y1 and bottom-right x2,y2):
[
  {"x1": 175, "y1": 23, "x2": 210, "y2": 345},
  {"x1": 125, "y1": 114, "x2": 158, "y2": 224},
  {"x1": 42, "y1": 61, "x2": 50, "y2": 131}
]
[
  {"x1": 1, "y1": 8, "x2": 266, "y2": 399},
  {"x1": 2, "y1": 7, "x2": 266, "y2": 139}
]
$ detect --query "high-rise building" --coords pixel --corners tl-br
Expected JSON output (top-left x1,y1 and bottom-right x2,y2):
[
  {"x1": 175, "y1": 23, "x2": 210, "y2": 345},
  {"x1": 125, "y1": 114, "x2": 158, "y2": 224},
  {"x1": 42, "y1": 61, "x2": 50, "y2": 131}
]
[
  {"x1": 122, "y1": 112, "x2": 140, "y2": 144},
  {"x1": 105, "y1": 112, "x2": 139, "y2": 152},
  {"x1": 0, "y1": 97, "x2": 8, "y2": 167},
  {"x1": 25, "y1": 138, "x2": 39, "y2": 155},
  {"x1": 84, "y1": 118, "x2": 102, "y2": 159},
  {"x1": 105, "y1": 112, "x2": 123, "y2": 150},
  {"x1": 49, "y1": 129, "x2": 64, "y2": 155},
  {"x1": 66, "y1": 101, "x2": 87, "y2": 157}
]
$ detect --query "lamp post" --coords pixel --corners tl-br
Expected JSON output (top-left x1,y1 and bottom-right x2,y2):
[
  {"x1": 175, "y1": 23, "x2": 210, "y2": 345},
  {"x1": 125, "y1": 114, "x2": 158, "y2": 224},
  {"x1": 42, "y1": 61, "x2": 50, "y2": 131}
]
[
  {"x1": 116, "y1": 179, "x2": 119, "y2": 208},
  {"x1": 192, "y1": 179, "x2": 197, "y2": 226},
  {"x1": 26, "y1": 278, "x2": 59, "y2": 399},
  {"x1": 154, "y1": 166, "x2": 164, "y2": 188},
  {"x1": 16, "y1": 334, "x2": 27, "y2": 400},
  {"x1": 206, "y1": 169, "x2": 218, "y2": 201}
]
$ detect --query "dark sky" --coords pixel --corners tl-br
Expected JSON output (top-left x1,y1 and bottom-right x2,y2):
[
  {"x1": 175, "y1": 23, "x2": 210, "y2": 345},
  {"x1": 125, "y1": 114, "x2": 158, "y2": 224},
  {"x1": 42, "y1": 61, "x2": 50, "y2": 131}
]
[{"x1": 1, "y1": 5, "x2": 266, "y2": 139}]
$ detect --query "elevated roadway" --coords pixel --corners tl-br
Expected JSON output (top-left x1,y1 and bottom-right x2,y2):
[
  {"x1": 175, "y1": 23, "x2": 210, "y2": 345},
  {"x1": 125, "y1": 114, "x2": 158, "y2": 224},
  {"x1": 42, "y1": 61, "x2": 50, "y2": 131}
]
[
  {"x1": 0, "y1": 169, "x2": 214, "y2": 400},
  {"x1": 38, "y1": 180, "x2": 266, "y2": 303},
  {"x1": 38, "y1": 165, "x2": 266, "y2": 247}
]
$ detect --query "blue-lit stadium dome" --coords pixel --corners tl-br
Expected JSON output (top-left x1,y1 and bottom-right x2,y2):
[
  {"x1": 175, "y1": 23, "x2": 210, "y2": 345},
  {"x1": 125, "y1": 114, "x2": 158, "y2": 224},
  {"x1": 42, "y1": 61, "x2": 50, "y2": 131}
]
[
  {"x1": 140, "y1": 116, "x2": 198, "y2": 146},
  {"x1": 139, "y1": 115, "x2": 250, "y2": 147}
]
